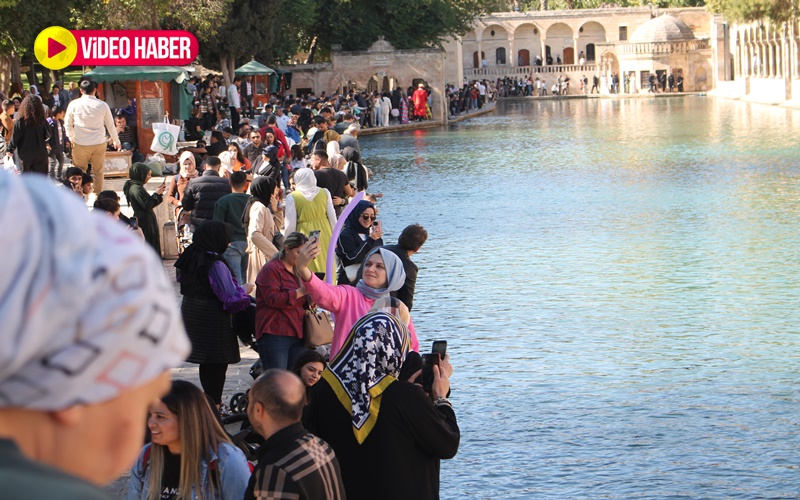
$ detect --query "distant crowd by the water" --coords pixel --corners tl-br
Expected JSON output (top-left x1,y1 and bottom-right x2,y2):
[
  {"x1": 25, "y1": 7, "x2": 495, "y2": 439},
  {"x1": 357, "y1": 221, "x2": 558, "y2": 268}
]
[{"x1": 0, "y1": 74, "x2": 460, "y2": 500}]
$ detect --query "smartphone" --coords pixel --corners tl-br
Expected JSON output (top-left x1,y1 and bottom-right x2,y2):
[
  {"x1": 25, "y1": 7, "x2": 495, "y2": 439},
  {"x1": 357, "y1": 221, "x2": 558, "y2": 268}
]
[
  {"x1": 309, "y1": 229, "x2": 321, "y2": 242},
  {"x1": 421, "y1": 341, "x2": 447, "y2": 393},
  {"x1": 129, "y1": 216, "x2": 139, "y2": 230}
]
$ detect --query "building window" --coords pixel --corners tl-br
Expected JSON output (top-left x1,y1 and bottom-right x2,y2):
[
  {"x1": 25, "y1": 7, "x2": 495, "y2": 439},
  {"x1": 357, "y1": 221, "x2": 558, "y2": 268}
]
[
  {"x1": 640, "y1": 70, "x2": 650, "y2": 90},
  {"x1": 496, "y1": 47, "x2": 507, "y2": 65},
  {"x1": 619, "y1": 26, "x2": 628, "y2": 41}
]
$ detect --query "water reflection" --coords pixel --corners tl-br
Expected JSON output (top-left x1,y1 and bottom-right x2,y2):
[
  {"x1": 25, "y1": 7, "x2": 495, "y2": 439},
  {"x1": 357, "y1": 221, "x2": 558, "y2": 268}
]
[{"x1": 359, "y1": 98, "x2": 800, "y2": 498}]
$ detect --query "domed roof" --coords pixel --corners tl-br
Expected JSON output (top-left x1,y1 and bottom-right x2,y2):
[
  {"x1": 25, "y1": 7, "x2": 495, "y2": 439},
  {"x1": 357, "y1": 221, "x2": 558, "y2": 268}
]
[{"x1": 629, "y1": 15, "x2": 696, "y2": 43}]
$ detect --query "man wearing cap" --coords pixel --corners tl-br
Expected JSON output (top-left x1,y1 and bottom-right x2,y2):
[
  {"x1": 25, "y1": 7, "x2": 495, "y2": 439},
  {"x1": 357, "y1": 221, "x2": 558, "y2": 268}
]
[
  {"x1": 0, "y1": 171, "x2": 190, "y2": 499},
  {"x1": 65, "y1": 79, "x2": 120, "y2": 194}
]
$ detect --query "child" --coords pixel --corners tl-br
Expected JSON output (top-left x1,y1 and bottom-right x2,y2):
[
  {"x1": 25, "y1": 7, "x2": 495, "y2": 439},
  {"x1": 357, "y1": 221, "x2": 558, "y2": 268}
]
[{"x1": 47, "y1": 106, "x2": 68, "y2": 179}]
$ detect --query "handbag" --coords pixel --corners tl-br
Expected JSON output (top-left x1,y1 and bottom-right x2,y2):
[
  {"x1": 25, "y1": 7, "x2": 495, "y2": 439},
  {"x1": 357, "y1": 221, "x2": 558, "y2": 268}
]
[
  {"x1": 150, "y1": 117, "x2": 180, "y2": 156},
  {"x1": 303, "y1": 307, "x2": 333, "y2": 347}
]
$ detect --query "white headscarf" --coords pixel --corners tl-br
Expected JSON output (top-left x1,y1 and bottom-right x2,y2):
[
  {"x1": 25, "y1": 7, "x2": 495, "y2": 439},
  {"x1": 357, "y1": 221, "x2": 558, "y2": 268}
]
[
  {"x1": 326, "y1": 140, "x2": 340, "y2": 158},
  {"x1": 292, "y1": 167, "x2": 321, "y2": 202},
  {"x1": 0, "y1": 172, "x2": 190, "y2": 410}
]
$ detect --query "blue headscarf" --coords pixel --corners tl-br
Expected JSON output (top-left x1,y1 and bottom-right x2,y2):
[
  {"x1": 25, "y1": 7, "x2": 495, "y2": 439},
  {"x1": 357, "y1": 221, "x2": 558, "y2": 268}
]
[
  {"x1": 356, "y1": 247, "x2": 406, "y2": 300},
  {"x1": 345, "y1": 200, "x2": 375, "y2": 235}
]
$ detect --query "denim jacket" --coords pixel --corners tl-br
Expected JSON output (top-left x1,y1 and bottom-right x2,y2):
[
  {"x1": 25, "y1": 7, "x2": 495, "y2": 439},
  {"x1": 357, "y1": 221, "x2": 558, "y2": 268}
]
[{"x1": 126, "y1": 442, "x2": 250, "y2": 500}]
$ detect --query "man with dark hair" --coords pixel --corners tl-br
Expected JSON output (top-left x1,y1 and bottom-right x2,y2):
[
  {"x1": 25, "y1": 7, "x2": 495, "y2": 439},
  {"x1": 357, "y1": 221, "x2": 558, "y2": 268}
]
[
  {"x1": 206, "y1": 130, "x2": 227, "y2": 157},
  {"x1": 229, "y1": 76, "x2": 242, "y2": 132},
  {"x1": 312, "y1": 150, "x2": 354, "y2": 217},
  {"x1": 383, "y1": 224, "x2": 427, "y2": 311},
  {"x1": 244, "y1": 130, "x2": 265, "y2": 164},
  {"x1": 47, "y1": 106, "x2": 67, "y2": 179},
  {"x1": 246, "y1": 369, "x2": 345, "y2": 500},
  {"x1": 182, "y1": 156, "x2": 231, "y2": 228},
  {"x1": 213, "y1": 171, "x2": 251, "y2": 284},
  {"x1": 307, "y1": 115, "x2": 328, "y2": 152},
  {"x1": 65, "y1": 79, "x2": 120, "y2": 194},
  {"x1": 242, "y1": 76, "x2": 255, "y2": 118}
]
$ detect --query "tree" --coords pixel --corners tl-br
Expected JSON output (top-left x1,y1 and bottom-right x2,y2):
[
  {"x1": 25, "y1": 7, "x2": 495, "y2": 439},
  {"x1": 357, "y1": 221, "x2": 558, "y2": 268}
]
[
  {"x1": 707, "y1": 0, "x2": 796, "y2": 23},
  {"x1": 309, "y1": 0, "x2": 487, "y2": 52}
]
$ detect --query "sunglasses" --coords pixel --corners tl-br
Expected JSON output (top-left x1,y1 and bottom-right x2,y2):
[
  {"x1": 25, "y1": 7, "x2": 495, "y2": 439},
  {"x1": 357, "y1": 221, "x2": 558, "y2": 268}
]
[{"x1": 361, "y1": 214, "x2": 376, "y2": 221}]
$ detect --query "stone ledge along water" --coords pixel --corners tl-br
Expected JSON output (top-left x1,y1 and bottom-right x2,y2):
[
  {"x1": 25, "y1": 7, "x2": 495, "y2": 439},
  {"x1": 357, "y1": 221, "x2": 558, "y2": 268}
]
[{"x1": 358, "y1": 96, "x2": 800, "y2": 498}]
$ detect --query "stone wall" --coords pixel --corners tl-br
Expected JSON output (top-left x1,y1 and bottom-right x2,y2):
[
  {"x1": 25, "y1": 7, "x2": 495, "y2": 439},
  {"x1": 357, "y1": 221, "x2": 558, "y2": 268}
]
[{"x1": 279, "y1": 39, "x2": 446, "y2": 121}]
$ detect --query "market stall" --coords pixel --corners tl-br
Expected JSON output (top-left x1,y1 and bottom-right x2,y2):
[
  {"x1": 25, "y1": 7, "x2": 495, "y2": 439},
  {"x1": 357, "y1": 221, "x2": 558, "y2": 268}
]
[
  {"x1": 83, "y1": 66, "x2": 194, "y2": 176},
  {"x1": 234, "y1": 60, "x2": 275, "y2": 109}
]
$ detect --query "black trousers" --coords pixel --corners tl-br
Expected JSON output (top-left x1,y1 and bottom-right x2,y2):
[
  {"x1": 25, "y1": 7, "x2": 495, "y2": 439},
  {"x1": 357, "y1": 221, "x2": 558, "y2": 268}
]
[
  {"x1": 230, "y1": 106, "x2": 240, "y2": 133},
  {"x1": 198, "y1": 363, "x2": 228, "y2": 405}
]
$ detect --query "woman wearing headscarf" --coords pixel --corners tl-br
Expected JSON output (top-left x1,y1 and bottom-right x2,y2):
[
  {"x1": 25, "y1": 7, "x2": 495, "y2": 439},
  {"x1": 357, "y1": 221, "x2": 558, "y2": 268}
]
[
  {"x1": 244, "y1": 175, "x2": 284, "y2": 284},
  {"x1": 305, "y1": 305, "x2": 459, "y2": 500},
  {"x1": 342, "y1": 147, "x2": 368, "y2": 193},
  {"x1": 335, "y1": 200, "x2": 383, "y2": 285},
  {"x1": 296, "y1": 242, "x2": 419, "y2": 357},
  {"x1": 284, "y1": 168, "x2": 336, "y2": 280},
  {"x1": 123, "y1": 163, "x2": 166, "y2": 253},
  {"x1": 174, "y1": 220, "x2": 251, "y2": 413},
  {"x1": 254, "y1": 232, "x2": 310, "y2": 370},
  {"x1": 167, "y1": 151, "x2": 197, "y2": 224}
]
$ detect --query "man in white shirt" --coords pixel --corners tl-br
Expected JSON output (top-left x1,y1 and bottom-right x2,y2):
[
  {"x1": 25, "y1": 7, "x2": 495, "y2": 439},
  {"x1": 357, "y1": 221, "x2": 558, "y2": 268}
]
[
  {"x1": 228, "y1": 76, "x2": 242, "y2": 133},
  {"x1": 64, "y1": 80, "x2": 120, "y2": 194},
  {"x1": 275, "y1": 106, "x2": 290, "y2": 132},
  {"x1": 477, "y1": 81, "x2": 486, "y2": 108}
]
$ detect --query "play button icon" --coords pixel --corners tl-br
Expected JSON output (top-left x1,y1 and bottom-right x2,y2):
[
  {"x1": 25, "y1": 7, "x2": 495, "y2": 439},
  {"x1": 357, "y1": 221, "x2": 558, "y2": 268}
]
[
  {"x1": 33, "y1": 26, "x2": 77, "y2": 70},
  {"x1": 48, "y1": 38, "x2": 67, "y2": 58}
]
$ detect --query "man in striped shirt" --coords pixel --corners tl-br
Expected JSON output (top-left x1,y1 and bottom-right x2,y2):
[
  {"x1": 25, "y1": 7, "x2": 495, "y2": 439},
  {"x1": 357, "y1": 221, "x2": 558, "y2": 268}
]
[{"x1": 246, "y1": 369, "x2": 345, "y2": 500}]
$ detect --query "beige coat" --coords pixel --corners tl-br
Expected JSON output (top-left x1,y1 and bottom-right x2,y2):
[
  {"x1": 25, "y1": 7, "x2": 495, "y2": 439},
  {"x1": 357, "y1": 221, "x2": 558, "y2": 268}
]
[{"x1": 246, "y1": 203, "x2": 285, "y2": 284}]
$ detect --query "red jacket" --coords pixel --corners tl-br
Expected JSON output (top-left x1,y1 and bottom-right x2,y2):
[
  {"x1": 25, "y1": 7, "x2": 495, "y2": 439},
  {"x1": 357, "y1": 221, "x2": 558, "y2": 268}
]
[{"x1": 260, "y1": 125, "x2": 289, "y2": 160}]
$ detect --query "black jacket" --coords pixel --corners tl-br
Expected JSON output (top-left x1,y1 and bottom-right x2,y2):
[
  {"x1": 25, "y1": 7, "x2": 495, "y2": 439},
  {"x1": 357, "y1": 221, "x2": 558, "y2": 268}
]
[
  {"x1": 384, "y1": 244, "x2": 418, "y2": 311},
  {"x1": 182, "y1": 170, "x2": 231, "y2": 227}
]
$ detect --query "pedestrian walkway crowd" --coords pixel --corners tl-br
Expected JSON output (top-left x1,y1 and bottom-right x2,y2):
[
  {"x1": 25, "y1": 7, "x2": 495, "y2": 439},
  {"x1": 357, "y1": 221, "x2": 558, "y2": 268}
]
[{"x1": 0, "y1": 73, "x2": 460, "y2": 500}]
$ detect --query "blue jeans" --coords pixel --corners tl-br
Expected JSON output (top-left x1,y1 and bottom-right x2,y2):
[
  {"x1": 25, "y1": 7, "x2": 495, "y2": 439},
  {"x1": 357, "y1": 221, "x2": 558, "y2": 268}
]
[
  {"x1": 223, "y1": 241, "x2": 248, "y2": 285},
  {"x1": 281, "y1": 163, "x2": 290, "y2": 192},
  {"x1": 257, "y1": 334, "x2": 305, "y2": 370}
]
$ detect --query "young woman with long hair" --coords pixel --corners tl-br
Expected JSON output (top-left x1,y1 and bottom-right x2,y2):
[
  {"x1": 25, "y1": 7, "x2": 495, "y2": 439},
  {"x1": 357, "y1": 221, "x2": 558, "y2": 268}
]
[
  {"x1": 8, "y1": 95, "x2": 49, "y2": 174},
  {"x1": 126, "y1": 380, "x2": 251, "y2": 500}
]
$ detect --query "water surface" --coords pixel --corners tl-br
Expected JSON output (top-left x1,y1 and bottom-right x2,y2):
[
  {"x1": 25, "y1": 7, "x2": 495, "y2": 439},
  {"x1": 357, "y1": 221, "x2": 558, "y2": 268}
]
[{"x1": 359, "y1": 98, "x2": 800, "y2": 499}]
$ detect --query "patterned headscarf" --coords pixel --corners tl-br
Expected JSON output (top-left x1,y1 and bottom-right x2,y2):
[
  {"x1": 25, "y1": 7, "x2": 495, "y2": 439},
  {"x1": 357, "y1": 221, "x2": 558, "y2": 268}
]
[
  {"x1": 323, "y1": 311, "x2": 410, "y2": 444},
  {"x1": 0, "y1": 172, "x2": 190, "y2": 410}
]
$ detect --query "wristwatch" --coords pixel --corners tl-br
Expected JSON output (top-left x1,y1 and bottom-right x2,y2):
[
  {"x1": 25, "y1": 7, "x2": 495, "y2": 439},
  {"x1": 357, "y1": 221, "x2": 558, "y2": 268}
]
[{"x1": 433, "y1": 397, "x2": 451, "y2": 408}]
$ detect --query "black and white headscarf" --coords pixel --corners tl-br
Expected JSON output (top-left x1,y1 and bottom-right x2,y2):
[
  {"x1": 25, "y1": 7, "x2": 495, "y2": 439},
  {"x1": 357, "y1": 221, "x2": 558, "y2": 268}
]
[{"x1": 324, "y1": 311, "x2": 410, "y2": 444}]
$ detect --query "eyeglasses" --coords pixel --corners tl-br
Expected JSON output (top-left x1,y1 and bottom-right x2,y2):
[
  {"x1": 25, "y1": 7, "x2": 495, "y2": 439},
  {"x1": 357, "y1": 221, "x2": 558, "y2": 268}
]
[{"x1": 361, "y1": 214, "x2": 376, "y2": 221}]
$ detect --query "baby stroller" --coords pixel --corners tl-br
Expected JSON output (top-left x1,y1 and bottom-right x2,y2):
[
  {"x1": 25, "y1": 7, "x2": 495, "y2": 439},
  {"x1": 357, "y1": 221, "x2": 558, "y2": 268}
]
[{"x1": 175, "y1": 208, "x2": 192, "y2": 255}]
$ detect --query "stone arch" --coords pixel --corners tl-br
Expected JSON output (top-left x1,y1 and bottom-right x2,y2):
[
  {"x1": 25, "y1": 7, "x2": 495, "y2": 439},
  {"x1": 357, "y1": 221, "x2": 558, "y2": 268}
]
[
  {"x1": 513, "y1": 22, "x2": 543, "y2": 65},
  {"x1": 545, "y1": 23, "x2": 574, "y2": 64},
  {"x1": 481, "y1": 24, "x2": 510, "y2": 67},
  {"x1": 578, "y1": 21, "x2": 605, "y2": 62},
  {"x1": 599, "y1": 50, "x2": 619, "y2": 76}
]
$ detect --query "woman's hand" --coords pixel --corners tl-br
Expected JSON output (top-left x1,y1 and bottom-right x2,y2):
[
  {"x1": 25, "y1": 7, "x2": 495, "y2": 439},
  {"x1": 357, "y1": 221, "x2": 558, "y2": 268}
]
[
  {"x1": 155, "y1": 183, "x2": 167, "y2": 195},
  {"x1": 332, "y1": 196, "x2": 344, "y2": 207},
  {"x1": 244, "y1": 283, "x2": 256, "y2": 295},
  {"x1": 269, "y1": 194, "x2": 278, "y2": 212},
  {"x1": 370, "y1": 222, "x2": 383, "y2": 240},
  {"x1": 431, "y1": 354, "x2": 452, "y2": 400},
  {"x1": 295, "y1": 239, "x2": 320, "y2": 282}
]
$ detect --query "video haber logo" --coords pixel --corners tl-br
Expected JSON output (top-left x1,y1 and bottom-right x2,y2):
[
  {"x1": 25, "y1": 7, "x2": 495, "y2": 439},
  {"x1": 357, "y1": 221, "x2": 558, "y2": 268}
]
[{"x1": 34, "y1": 27, "x2": 198, "y2": 70}]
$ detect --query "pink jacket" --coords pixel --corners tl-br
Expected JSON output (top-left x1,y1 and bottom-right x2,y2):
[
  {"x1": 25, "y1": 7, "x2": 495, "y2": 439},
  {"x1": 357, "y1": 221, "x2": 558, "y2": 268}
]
[{"x1": 304, "y1": 274, "x2": 419, "y2": 357}]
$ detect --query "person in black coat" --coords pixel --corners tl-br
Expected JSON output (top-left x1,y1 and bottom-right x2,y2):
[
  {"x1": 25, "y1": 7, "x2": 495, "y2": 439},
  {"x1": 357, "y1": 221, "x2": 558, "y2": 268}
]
[
  {"x1": 336, "y1": 200, "x2": 383, "y2": 285},
  {"x1": 174, "y1": 220, "x2": 252, "y2": 411},
  {"x1": 182, "y1": 156, "x2": 232, "y2": 228},
  {"x1": 8, "y1": 95, "x2": 49, "y2": 174},
  {"x1": 305, "y1": 306, "x2": 459, "y2": 500}
]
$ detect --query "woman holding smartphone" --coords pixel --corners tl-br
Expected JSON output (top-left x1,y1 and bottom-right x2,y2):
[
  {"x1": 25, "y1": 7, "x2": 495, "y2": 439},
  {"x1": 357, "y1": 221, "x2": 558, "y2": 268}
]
[
  {"x1": 335, "y1": 200, "x2": 383, "y2": 285},
  {"x1": 123, "y1": 163, "x2": 166, "y2": 253}
]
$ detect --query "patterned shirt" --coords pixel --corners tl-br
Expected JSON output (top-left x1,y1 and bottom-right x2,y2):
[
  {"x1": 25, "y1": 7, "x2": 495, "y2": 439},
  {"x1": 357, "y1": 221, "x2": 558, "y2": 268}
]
[{"x1": 246, "y1": 423, "x2": 345, "y2": 500}]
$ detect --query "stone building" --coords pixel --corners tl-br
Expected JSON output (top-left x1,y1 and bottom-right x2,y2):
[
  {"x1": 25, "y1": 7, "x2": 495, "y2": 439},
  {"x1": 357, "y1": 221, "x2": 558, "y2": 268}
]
[
  {"x1": 447, "y1": 7, "x2": 717, "y2": 93},
  {"x1": 280, "y1": 39, "x2": 446, "y2": 121},
  {"x1": 714, "y1": 20, "x2": 800, "y2": 106}
]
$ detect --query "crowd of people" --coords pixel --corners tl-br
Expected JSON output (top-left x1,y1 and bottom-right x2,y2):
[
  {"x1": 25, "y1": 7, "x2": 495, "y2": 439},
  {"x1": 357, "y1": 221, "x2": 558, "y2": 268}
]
[{"x1": 1, "y1": 73, "x2": 460, "y2": 500}]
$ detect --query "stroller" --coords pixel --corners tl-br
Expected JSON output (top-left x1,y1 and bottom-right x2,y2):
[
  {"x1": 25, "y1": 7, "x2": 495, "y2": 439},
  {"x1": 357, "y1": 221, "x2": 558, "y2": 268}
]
[{"x1": 175, "y1": 207, "x2": 192, "y2": 255}]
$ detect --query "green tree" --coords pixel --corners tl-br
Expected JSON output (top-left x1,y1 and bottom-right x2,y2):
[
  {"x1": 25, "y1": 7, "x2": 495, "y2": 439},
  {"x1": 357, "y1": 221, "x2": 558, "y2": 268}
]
[{"x1": 707, "y1": 0, "x2": 796, "y2": 23}]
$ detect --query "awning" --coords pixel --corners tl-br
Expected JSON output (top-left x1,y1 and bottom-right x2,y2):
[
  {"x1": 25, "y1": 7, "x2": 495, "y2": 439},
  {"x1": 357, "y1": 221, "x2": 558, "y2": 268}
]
[
  {"x1": 234, "y1": 60, "x2": 275, "y2": 76},
  {"x1": 84, "y1": 66, "x2": 188, "y2": 83}
]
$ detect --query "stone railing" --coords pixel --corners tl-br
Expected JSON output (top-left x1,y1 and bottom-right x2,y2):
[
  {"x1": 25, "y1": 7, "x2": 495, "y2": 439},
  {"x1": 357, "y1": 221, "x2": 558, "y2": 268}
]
[
  {"x1": 465, "y1": 63, "x2": 598, "y2": 79},
  {"x1": 616, "y1": 39, "x2": 709, "y2": 55}
]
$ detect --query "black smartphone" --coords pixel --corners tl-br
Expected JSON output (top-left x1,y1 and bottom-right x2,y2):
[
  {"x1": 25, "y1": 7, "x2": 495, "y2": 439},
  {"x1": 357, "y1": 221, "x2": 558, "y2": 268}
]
[
  {"x1": 421, "y1": 340, "x2": 447, "y2": 393},
  {"x1": 309, "y1": 229, "x2": 321, "y2": 242},
  {"x1": 129, "y1": 216, "x2": 139, "y2": 230}
]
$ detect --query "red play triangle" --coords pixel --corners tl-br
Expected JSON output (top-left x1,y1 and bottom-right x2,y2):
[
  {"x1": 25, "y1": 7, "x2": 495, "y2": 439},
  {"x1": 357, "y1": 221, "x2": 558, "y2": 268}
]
[{"x1": 48, "y1": 38, "x2": 67, "y2": 58}]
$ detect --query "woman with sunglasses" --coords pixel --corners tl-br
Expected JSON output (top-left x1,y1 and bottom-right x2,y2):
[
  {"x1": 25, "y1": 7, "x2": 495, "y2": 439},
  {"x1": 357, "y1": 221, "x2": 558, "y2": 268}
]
[{"x1": 335, "y1": 200, "x2": 383, "y2": 285}]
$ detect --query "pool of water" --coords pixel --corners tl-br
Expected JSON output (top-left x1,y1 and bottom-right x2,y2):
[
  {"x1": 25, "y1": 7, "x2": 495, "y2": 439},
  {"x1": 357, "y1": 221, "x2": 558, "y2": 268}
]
[{"x1": 358, "y1": 97, "x2": 800, "y2": 499}]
